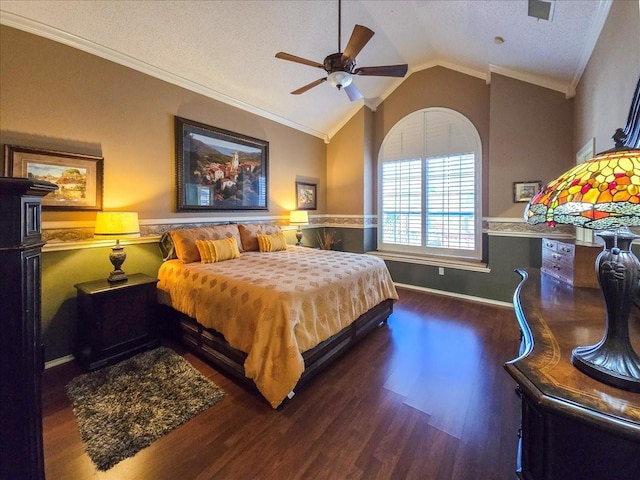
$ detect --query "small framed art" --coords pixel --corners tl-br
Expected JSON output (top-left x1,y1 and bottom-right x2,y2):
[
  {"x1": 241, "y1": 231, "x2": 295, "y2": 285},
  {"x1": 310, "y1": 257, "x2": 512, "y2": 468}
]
[
  {"x1": 4, "y1": 144, "x2": 103, "y2": 211},
  {"x1": 296, "y1": 181, "x2": 317, "y2": 210},
  {"x1": 513, "y1": 180, "x2": 542, "y2": 203}
]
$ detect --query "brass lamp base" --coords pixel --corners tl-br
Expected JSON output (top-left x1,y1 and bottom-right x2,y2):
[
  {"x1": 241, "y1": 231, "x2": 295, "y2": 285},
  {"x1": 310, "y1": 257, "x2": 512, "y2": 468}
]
[
  {"x1": 570, "y1": 229, "x2": 640, "y2": 393},
  {"x1": 107, "y1": 241, "x2": 128, "y2": 283}
]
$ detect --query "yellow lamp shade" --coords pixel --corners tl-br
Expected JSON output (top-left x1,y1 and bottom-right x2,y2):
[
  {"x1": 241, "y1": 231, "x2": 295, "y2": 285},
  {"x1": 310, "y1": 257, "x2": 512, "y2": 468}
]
[
  {"x1": 289, "y1": 210, "x2": 309, "y2": 225},
  {"x1": 94, "y1": 212, "x2": 140, "y2": 239}
]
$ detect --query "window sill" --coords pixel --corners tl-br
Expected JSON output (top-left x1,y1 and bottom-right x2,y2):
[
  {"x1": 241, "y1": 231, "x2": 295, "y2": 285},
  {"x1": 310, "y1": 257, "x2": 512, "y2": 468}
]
[{"x1": 368, "y1": 251, "x2": 491, "y2": 273}]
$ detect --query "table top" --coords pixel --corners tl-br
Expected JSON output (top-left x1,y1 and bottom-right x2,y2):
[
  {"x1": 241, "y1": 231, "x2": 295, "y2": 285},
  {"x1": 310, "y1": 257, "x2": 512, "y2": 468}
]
[
  {"x1": 74, "y1": 272, "x2": 158, "y2": 295},
  {"x1": 504, "y1": 269, "x2": 640, "y2": 439}
]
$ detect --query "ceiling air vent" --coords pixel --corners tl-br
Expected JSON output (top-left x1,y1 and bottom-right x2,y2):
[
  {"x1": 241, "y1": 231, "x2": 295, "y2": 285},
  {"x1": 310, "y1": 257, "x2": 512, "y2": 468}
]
[{"x1": 528, "y1": 0, "x2": 555, "y2": 22}]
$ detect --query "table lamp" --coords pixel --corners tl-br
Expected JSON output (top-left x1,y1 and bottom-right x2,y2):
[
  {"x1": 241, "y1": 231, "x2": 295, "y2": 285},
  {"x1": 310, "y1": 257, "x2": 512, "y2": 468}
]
[
  {"x1": 524, "y1": 129, "x2": 640, "y2": 392},
  {"x1": 289, "y1": 210, "x2": 309, "y2": 246},
  {"x1": 94, "y1": 211, "x2": 140, "y2": 283}
]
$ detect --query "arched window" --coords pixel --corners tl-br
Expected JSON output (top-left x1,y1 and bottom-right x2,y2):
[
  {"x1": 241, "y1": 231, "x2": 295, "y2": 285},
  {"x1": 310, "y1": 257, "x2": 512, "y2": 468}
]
[{"x1": 378, "y1": 108, "x2": 482, "y2": 260}]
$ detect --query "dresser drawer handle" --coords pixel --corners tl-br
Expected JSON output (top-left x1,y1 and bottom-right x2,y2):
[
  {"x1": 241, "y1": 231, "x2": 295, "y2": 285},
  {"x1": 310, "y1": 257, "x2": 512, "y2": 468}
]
[
  {"x1": 545, "y1": 242, "x2": 554, "y2": 248},
  {"x1": 561, "y1": 247, "x2": 571, "y2": 253},
  {"x1": 552, "y1": 253, "x2": 562, "y2": 260},
  {"x1": 553, "y1": 264, "x2": 562, "y2": 270}
]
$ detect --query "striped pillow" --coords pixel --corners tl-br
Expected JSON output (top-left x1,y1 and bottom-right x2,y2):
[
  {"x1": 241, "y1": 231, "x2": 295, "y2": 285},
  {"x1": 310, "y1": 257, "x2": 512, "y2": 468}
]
[
  {"x1": 257, "y1": 232, "x2": 288, "y2": 252},
  {"x1": 196, "y1": 237, "x2": 241, "y2": 263}
]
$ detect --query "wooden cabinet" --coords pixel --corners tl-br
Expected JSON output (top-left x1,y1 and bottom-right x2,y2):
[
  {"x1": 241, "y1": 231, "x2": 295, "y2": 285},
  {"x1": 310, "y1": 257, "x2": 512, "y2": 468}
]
[
  {"x1": 0, "y1": 177, "x2": 57, "y2": 480},
  {"x1": 74, "y1": 273, "x2": 159, "y2": 370},
  {"x1": 505, "y1": 270, "x2": 640, "y2": 480},
  {"x1": 541, "y1": 237, "x2": 600, "y2": 288}
]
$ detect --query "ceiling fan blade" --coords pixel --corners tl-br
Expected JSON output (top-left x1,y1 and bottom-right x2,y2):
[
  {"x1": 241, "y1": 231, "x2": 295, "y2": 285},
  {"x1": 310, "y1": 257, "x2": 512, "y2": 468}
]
[
  {"x1": 343, "y1": 82, "x2": 363, "y2": 101},
  {"x1": 291, "y1": 77, "x2": 327, "y2": 95},
  {"x1": 342, "y1": 24, "x2": 374, "y2": 60},
  {"x1": 275, "y1": 52, "x2": 324, "y2": 69},
  {"x1": 354, "y1": 64, "x2": 408, "y2": 77}
]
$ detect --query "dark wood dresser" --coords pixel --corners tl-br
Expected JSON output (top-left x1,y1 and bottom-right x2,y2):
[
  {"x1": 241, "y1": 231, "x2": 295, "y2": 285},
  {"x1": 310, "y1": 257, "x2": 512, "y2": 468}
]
[
  {"x1": 505, "y1": 269, "x2": 640, "y2": 480},
  {"x1": 0, "y1": 177, "x2": 57, "y2": 480}
]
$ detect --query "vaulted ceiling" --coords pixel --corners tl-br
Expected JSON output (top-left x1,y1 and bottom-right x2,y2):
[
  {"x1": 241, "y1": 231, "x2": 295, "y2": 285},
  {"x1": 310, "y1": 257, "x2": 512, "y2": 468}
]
[{"x1": 0, "y1": 0, "x2": 612, "y2": 141}]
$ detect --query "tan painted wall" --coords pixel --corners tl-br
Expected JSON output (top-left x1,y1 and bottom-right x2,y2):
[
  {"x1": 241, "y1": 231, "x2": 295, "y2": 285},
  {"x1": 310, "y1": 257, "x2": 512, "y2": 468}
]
[
  {"x1": 370, "y1": 65, "x2": 574, "y2": 219},
  {"x1": 372, "y1": 66, "x2": 491, "y2": 215},
  {"x1": 363, "y1": 106, "x2": 375, "y2": 216},
  {"x1": 0, "y1": 25, "x2": 327, "y2": 222},
  {"x1": 574, "y1": 0, "x2": 640, "y2": 154},
  {"x1": 327, "y1": 108, "x2": 366, "y2": 215},
  {"x1": 488, "y1": 74, "x2": 574, "y2": 218}
]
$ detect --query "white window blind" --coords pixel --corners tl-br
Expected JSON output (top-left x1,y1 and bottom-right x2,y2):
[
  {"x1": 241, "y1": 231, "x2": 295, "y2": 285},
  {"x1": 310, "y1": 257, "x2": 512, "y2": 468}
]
[
  {"x1": 379, "y1": 108, "x2": 482, "y2": 260},
  {"x1": 381, "y1": 159, "x2": 422, "y2": 246}
]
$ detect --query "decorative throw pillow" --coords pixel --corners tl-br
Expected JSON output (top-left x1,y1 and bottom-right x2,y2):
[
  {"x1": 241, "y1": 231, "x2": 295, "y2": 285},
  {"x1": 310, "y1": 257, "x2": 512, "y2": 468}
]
[
  {"x1": 196, "y1": 237, "x2": 241, "y2": 263},
  {"x1": 158, "y1": 232, "x2": 177, "y2": 261},
  {"x1": 238, "y1": 223, "x2": 282, "y2": 251},
  {"x1": 170, "y1": 224, "x2": 242, "y2": 263},
  {"x1": 257, "y1": 232, "x2": 288, "y2": 252}
]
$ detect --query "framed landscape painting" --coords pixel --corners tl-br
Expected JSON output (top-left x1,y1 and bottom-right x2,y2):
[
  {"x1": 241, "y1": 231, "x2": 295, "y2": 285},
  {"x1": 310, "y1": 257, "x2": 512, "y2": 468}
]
[
  {"x1": 175, "y1": 116, "x2": 269, "y2": 211},
  {"x1": 4, "y1": 145, "x2": 103, "y2": 211}
]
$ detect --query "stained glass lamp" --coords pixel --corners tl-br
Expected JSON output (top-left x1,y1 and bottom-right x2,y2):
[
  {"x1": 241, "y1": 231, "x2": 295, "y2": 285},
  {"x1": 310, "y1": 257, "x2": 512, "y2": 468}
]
[{"x1": 524, "y1": 130, "x2": 640, "y2": 392}]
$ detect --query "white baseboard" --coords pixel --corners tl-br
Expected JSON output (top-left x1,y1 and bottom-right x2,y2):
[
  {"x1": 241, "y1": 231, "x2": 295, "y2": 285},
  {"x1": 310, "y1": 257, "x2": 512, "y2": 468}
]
[
  {"x1": 394, "y1": 282, "x2": 513, "y2": 309},
  {"x1": 45, "y1": 354, "x2": 75, "y2": 370}
]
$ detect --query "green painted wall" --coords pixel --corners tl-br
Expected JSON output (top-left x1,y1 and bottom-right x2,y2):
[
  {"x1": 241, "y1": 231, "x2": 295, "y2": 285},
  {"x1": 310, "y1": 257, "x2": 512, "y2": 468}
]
[
  {"x1": 383, "y1": 235, "x2": 543, "y2": 304},
  {"x1": 41, "y1": 243, "x2": 163, "y2": 361},
  {"x1": 312, "y1": 228, "x2": 544, "y2": 303}
]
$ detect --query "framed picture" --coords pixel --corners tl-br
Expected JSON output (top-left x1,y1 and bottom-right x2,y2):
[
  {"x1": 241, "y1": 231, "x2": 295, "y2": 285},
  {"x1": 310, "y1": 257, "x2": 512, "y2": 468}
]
[
  {"x1": 175, "y1": 116, "x2": 268, "y2": 211},
  {"x1": 513, "y1": 180, "x2": 542, "y2": 203},
  {"x1": 296, "y1": 181, "x2": 317, "y2": 210},
  {"x1": 4, "y1": 145, "x2": 103, "y2": 211}
]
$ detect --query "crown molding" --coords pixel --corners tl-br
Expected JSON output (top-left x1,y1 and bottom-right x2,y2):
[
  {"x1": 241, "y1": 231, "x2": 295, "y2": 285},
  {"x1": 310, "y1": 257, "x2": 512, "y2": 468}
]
[
  {"x1": 567, "y1": 0, "x2": 613, "y2": 99},
  {"x1": 0, "y1": 11, "x2": 329, "y2": 142},
  {"x1": 412, "y1": 59, "x2": 488, "y2": 82},
  {"x1": 488, "y1": 64, "x2": 569, "y2": 96}
]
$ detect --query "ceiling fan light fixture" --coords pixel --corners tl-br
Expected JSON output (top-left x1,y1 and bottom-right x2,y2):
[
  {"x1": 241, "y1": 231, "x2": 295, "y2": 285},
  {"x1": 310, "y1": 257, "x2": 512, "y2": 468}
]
[{"x1": 327, "y1": 71, "x2": 353, "y2": 90}]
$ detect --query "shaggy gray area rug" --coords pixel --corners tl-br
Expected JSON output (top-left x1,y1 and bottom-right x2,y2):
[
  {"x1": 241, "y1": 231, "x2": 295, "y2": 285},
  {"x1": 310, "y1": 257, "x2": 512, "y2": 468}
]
[{"x1": 66, "y1": 346, "x2": 224, "y2": 471}]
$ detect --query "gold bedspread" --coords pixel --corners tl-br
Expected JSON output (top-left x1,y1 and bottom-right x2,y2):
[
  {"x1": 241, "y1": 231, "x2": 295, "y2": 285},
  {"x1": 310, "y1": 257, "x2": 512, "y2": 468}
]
[{"x1": 157, "y1": 247, "x2": 398, "y2": 408}]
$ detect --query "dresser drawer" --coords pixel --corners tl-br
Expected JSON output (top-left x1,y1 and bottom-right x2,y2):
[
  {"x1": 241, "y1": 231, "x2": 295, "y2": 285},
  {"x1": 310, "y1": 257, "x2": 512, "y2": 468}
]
[
  {"x1": 542, "y1": 238, "x2": 575, "y2": 257},
  {"x1": 541, "y1": 238, "x2": 599, "y2": 288},
  {"x1": 542, "y1": 248, "x2": 574, "y2": 284}
]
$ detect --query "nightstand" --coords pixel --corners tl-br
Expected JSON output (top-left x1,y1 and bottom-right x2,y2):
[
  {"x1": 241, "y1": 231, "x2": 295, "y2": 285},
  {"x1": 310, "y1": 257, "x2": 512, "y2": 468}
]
[{"x1": 74, "y1": 273, "x2": 160, "y2": 370}]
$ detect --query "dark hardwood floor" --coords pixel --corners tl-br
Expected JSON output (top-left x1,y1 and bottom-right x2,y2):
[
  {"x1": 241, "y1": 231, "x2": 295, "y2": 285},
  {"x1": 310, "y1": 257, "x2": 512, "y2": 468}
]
[{"x1": 42, "y1": 287, "x2": 521, "y2": 479}]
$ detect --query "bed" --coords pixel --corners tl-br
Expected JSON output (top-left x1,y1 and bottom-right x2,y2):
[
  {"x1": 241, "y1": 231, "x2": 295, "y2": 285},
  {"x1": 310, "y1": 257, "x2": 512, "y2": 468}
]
[{"x1": 156, "y1": 223, "x2": 398, "y2": 408}]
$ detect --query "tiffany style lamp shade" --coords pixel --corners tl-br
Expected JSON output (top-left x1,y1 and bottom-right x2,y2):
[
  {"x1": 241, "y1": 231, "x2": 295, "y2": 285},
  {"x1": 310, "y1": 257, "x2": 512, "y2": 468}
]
[{"x1": 524, "y1": 133, "x2": 640, "y2": 392}]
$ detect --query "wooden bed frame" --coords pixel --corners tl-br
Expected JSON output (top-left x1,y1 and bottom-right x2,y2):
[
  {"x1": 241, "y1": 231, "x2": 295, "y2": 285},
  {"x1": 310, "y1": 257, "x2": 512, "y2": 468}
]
[{"x1": 159, "y1": 299, "x2": 394, "y2": 403}]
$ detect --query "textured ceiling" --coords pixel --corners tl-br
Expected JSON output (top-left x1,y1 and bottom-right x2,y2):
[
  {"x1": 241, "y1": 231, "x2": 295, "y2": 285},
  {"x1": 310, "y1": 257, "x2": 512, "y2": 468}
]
[{"x1": 0, "y1": 0, "x2": 612, "y2": 141}]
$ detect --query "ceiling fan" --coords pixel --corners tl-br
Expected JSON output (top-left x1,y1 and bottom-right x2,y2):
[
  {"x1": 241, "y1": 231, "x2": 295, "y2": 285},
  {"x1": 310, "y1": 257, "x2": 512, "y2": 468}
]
[{"x1": 275, "y1": 0, "x2": 408, "y2": 101}]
